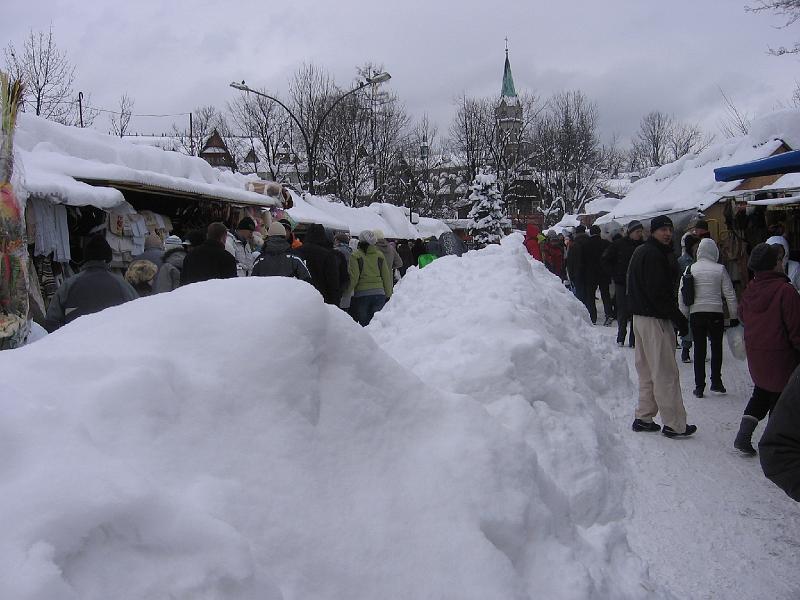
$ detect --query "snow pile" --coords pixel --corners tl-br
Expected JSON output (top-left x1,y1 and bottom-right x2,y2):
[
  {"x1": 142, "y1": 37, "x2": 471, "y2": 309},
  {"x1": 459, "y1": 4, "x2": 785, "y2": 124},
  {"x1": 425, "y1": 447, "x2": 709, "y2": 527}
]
[
  {"x1": 545, "y1": 213, "x2": 581, "y2": 234},
  {"x1": 370, "y1": 235, "x2": 663, "y2": 598},
  {"x1": 0, "y1": 271, "x2": 660, "y2": 600},
  {"x1": 14, "y1": 114, "x2": 273, "y2": 208},
  {"x1": 596, "y1": 109, "x2": 800, "y2": 223}
]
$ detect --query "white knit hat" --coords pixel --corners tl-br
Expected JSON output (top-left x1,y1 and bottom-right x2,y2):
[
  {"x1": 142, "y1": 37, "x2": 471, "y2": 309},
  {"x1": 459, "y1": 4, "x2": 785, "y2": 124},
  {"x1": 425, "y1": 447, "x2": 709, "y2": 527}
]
[
  {"x1": 164, "y1": 235, "x2": 184, "y2": 251},
  {"x1": 359, "y1": 230, "x2": 377, "y2": 246}
]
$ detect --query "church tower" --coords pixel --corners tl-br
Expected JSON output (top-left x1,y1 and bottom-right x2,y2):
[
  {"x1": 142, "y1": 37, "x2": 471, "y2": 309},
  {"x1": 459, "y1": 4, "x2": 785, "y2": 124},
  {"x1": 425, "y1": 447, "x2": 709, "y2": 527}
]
[{"x1": 495, "y1": 45, "x2": 523, "y2": 159}]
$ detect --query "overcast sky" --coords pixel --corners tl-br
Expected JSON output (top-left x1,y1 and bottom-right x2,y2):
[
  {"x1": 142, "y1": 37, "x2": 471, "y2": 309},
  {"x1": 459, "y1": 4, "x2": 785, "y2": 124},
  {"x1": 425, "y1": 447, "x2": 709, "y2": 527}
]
[{"x1": 3, "y1": 0, "x2": 799, "y2": 145}]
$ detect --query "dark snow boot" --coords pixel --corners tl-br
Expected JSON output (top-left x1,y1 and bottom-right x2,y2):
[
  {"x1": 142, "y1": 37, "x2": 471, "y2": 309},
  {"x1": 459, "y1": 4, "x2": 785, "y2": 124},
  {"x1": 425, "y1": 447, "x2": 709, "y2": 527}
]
[
  {"x1": 662, "y1": 424, "x2": 697, "y2": 438},
  {"x1": 681, "y1": 347, "x2": 691, "y2": 363},
  {"x1": 693, "y1": 387, "x2": 704, "y2": 398},
  {"x1": 734, "y1": 416, "x2": 758, "y2": 456},
  {"x1": 710, "y1": 381, "x2": 727, "y2": 394},
  {"x1": 632, "y1": 419, "x2": 661, "y2": 432}
]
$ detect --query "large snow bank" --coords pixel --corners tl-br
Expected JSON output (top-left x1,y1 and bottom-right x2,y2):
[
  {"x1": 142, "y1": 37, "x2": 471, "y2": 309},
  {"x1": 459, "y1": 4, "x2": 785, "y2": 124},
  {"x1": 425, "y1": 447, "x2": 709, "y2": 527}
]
[
  {"x1": 596, "y1": 109, "x2": 800, "y2": 224},
  {"x1": 369, "y1": 235, "x2": 665, "y2": 598},
  {"x1": 15, "y1": 114, "x2": 274, "y2": 208},
  {"x1": 0, "y1": 269, "x2": 662, "y2": 599}
]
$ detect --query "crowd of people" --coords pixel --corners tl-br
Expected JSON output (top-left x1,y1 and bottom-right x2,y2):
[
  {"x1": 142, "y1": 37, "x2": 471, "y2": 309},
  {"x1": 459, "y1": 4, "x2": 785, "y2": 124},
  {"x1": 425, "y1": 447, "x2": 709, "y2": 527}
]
[
  {"x1": 40, "y1": 213, "x2": 800, "y2": 502},
  {"x1": 523, "y1": 215, "x2": 800, "y2": 501},
  {"x1": 43, "y1": 219, "x2": 471, "y2": 332}
]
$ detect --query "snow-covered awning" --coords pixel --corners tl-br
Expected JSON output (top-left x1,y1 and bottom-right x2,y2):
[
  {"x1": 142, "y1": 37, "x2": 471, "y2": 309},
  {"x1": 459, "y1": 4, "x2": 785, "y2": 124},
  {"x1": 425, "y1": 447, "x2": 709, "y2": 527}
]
[
  {"x1": 15, "y1": 114, "x2": 277, "y2": 209},
  {"x1": 747, "y1": 194, "x2": 800, "y2": 206}
]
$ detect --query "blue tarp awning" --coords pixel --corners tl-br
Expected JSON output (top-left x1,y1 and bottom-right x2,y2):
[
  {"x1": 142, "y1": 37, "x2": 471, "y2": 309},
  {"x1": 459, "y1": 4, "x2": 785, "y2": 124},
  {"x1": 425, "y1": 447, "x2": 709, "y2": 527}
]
[{"x1": 714, "y1": 150, "x2": 800, "y2": 182}]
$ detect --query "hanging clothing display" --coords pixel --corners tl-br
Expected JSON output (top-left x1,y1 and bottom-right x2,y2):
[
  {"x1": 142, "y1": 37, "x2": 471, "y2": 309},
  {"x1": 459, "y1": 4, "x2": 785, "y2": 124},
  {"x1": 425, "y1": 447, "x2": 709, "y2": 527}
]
[{"x1": 28, "y1": 197, "x2": 71, "y2": 263}]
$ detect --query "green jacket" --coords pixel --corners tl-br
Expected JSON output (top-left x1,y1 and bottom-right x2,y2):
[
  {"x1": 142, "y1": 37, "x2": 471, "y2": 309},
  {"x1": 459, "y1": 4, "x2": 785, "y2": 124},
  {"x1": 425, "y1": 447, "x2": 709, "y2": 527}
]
[{"x1": 349, "y1": 245, "x2": 393, "y2": 298}]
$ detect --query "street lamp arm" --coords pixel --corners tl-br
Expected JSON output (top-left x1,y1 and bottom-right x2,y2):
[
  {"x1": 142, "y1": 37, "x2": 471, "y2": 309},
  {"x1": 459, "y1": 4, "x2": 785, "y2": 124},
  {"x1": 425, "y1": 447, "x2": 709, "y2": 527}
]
[
  {"x1": 229, "y1": 82, "x2": 311, "y2": 153},
  {"x1": 309, "y1": 80, "x2": 371, "y2": 154}
]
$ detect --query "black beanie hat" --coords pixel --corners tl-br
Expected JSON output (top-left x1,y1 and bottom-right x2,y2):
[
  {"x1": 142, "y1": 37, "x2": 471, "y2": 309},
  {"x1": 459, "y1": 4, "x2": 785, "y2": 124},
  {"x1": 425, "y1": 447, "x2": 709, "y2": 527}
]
[
  {"x1": 748, "y1": 243, "x2": 779, "y2": 272},
  {"x1": 694, "y1": 219, "x2": 709, "y2": 231},
  {"x1": 627, "y1": 220, "x2": 643, "y2": 234},
  {"x1": 237, "y1": 217, "x2": 256, "y2": 231},
  {"x1": 650, "y1": 215, "x2": 674, "y2": 232},
  {"x1": 589, "y1": 225, "x2": 601, "y2": 236},
  {"x1": 575, "y1": 224, "x2": 586, "y2": 233},
  {"x1": 84, "y1": 234, "x2": 113, "y2": 263}
]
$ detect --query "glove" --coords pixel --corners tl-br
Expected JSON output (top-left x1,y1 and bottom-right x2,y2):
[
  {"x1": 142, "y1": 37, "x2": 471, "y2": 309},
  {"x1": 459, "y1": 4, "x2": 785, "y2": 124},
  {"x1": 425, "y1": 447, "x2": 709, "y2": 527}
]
[{"x1": 729, "y1": 319, "x2": 740, "y2": 327}]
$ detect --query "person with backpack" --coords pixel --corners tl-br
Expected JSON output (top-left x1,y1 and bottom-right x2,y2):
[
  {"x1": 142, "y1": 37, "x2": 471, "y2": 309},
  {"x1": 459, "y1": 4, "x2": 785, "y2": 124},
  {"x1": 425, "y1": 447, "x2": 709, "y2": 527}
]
[
  {"x1": 678, "y1": 238, "x2": 738, "y2": 398},
  {"x1": 348, "y1": 230, "x2": 393, "y2": 326},
  {"x1": 251, "y1": 223, "x2": 312, "y2": 283},
  {"x1": 297, "y1": 223, "x2": 342, "y2": 305}
]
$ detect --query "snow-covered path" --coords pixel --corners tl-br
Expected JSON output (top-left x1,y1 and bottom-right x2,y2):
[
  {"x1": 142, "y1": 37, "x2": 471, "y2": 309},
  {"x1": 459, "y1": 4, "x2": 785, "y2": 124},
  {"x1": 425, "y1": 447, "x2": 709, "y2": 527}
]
[{"x1": 597, "y1": 323, "x2": 800, "y2": 600}]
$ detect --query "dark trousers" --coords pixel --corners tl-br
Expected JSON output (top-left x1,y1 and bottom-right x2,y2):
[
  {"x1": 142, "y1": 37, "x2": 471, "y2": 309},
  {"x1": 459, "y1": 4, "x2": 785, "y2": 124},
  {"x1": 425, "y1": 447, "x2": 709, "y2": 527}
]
[
  {"x1": 689, "y1": 312, "x2": 724, "y2": 389},
  {"x1": 583, "y1": 280, "x2": 613, "y2": 324},
  {"x1": 744, "y1": 386, "x2": 781, "y2": 421},
  {"x1": 351, "y1": 294, "x2": 386, "y2": 326},
  {"x1": 615, "y1": 283, "x2": 634, "y2": 345}
]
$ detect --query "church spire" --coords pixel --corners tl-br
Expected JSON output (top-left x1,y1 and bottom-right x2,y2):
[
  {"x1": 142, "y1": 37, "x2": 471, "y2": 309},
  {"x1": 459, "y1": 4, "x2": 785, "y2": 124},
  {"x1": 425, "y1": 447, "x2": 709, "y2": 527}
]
[{"x1": 501, "y1": 41, "x2": 517, "y2": 99}]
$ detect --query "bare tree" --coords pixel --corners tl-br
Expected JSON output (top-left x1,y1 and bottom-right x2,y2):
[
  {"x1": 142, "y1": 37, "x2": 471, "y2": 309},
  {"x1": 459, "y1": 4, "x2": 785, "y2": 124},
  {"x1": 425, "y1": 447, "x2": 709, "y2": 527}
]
[
  {"x1": 4, "y1": 27, "x2": 77, "y2": 124},
  {"x1": 449, "y1": 94, "x2": 490, "y2": 182},
  {"x1": 668, "y1": 122, "x2": 714, "y2": 160},
  {"x1": 529, "y1": 90, "x2": 603, "y2": 225},
  {"x1": 172, "y1": 105, "x2": 222, "y2": 156},
  {"x1": 288, "y1": 63, "x2": 337, "y2": 192},
  {"x1": 746, "y1": 0, "x2": 800, "y2": 54},
  {"x1": 718, "y1": 87, "x2": 751, "y2": 137},
  {"x1": 228, "y1": 91, "x2": 292, "y2": 181},
  {"x1": 632, "y1": 111, "x2": 673, "y2": 167},
  {"x1": 110, "y1": 93, "x2": 134, "y2": 137}
]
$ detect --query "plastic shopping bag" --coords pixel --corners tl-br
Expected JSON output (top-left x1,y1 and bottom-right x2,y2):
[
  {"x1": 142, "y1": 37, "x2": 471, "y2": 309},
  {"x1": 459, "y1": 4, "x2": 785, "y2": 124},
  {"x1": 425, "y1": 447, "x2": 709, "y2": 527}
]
[{"x1": 726, "y1": 326, "x2": 746, "y2": 361}]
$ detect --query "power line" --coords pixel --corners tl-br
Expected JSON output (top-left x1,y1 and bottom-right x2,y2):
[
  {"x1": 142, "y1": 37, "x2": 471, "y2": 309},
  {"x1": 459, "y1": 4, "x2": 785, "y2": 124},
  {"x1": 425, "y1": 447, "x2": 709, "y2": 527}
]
[{"x1": 29, "y1": 98, "x2": 190, "y2": 118}]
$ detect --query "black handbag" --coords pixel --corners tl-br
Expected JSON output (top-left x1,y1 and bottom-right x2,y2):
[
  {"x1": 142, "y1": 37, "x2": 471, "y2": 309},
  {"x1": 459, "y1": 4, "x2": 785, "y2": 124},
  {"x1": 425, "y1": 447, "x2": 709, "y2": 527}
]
[{"x1": 681, "y1": 264, "x2": 695, "y2": 306}]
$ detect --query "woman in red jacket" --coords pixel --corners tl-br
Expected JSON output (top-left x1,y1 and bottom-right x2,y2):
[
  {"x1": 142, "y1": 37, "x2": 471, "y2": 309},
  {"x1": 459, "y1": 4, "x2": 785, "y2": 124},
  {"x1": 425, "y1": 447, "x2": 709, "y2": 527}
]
[
  {"x1": 524, "y1": 224, "x2": 542, "y2": 261},
  {"x1": 735, "y1": 243, "x2": 800, "y2": 455}
]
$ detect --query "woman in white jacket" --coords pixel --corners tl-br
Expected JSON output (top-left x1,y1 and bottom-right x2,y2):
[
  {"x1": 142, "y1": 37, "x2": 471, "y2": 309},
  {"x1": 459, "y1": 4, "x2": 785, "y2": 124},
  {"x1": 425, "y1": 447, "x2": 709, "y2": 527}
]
[
  {"x1": 678, "y1": 238, "x2": 738, "y2": 398},
  {"x1": 766, "y1": 235, "x2": 800, "y2": 292}
]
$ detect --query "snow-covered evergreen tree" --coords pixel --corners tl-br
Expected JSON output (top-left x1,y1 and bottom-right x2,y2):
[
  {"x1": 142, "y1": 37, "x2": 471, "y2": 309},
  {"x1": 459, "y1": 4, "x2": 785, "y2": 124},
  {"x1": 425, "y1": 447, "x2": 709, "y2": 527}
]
[{"x1": 467, "y1": 171, "x2": 505, "y2": 248}]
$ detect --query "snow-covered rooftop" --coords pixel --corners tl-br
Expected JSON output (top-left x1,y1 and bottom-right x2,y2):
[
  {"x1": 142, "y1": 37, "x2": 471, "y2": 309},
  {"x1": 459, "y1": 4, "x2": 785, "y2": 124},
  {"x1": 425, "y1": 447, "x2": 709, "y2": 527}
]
[
  {"x1": 14, "y1": 115, "x2": 277, "y2": 209},
  {"x1": 596, "y1": 109, "x2": 800, "y2": 225},
  {"x1": 287, "y1": 192, "x2": 450, "y2": 239},
  {"x1": 582, "y1": 195, "x2": 621, "y2": 215}
]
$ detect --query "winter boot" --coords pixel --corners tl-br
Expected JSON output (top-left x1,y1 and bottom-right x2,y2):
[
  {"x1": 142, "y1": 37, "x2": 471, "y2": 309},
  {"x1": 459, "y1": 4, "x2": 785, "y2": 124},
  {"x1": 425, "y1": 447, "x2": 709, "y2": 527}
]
[
  {"x1": 733, "y1": 416, "x2": 759, "y2": 456},
  {"x1": 662, "y1": 424, "x2": 698, "y2": 438},
  {"x1": 710, "y1": 381, "x2": 727, "y2": 394},
  {"x1": 681, "y1": 347, "x2": 691, "y2": 363},
  {"x1": 632, "y1": 418, "x2": 661, "y2": 432},
  {"x1": 693, "y1": 387, "x2": 704, "y2": 398}
]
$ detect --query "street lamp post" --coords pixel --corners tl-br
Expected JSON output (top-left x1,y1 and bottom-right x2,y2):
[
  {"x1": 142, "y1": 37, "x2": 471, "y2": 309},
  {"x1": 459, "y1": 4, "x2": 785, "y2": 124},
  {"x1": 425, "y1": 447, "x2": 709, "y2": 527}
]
[{"x1": 230, "y1": 71, "x2": 391, "y2": 195}]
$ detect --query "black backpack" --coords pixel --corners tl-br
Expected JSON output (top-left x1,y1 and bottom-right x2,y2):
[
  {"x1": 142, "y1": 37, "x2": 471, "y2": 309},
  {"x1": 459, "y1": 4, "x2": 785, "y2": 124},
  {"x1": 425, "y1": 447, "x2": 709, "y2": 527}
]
[{"x1": 681, "y1": 264, "x2": 695, "y2": 306}]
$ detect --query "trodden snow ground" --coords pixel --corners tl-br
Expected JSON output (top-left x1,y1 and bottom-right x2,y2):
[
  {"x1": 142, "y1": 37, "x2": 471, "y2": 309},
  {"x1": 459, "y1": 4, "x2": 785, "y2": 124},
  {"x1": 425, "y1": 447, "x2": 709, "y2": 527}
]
[{"x1": 594, "y1": 298, "x2": 800, "y2": 600}]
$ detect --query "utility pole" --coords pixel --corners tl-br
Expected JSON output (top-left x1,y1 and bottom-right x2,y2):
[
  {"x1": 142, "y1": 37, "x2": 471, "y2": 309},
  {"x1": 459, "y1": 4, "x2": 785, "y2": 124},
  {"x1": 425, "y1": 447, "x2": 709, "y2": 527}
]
[
  {"x1": 77, "y1": 92, "x2": 84, "y2": 128},
  {"x1": 189, "y1": 112, "x2": 194, "y2": 155}
]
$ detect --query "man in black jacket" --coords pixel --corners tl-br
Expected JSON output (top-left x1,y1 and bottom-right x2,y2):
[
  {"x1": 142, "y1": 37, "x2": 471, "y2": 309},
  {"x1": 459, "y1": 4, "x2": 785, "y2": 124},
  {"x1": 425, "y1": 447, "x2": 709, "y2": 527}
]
[
  {"x1": 627, "y1": 215, "x2": 696, "y2": 438},
  {"x1": 297, "y1": 223, "x2": 342, "y2": 305},
  {"x1": 760, "y1": 364, "x2": 800, "y2": 502},
  {"x1": 603, "y1": 220, "x2": 644, "y2": 346},
  {"x1": 582, "y1": 225, "x2": 613, "y2": 325},
  {"x1": 44, "y1": 235, "x2": 138, "y2": 332},
  {"x1": 252, "y1": 223, "x2": 312, "y2": 283},
  {"x1": 180, "y1": 222, "x2": 238, "y2": 285},
  {"x1": 566, "y1": 225, "x2": 589, "y2": 302}
]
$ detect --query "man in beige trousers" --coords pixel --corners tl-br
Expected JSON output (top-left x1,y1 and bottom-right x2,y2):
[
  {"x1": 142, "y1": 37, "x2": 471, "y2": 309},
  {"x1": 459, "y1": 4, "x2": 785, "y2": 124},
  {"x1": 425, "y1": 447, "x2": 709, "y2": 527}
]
[{"x1": 625, "y1": 215, "x2": 697, "y2": 438}]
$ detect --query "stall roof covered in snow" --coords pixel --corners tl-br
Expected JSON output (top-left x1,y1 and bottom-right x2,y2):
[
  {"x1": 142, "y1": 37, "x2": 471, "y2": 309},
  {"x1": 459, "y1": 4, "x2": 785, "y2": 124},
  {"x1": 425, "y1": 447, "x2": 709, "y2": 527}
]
[
  {"x1": 582, "y1": 195, "x2": 621, "y2": 215},
  {"x1": 14, "y1": 114, "x2": 277, "y2": 209},
  {"x1": 595, "y1": 110, "x2": 800, "y2": 225},
  {"x1": 287, "y1": 192, "x2": 450, "y2": 239}
]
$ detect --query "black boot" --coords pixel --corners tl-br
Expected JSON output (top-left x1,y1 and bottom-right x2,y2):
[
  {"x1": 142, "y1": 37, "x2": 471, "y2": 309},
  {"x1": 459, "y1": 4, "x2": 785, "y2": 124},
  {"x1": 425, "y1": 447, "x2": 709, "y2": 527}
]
[
  {"x1": 681, "y1": 347, "x2": 691, "y2": 363},
  {"x1": 734, "y1": 416, "x2": 758, "y2": 456}
]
